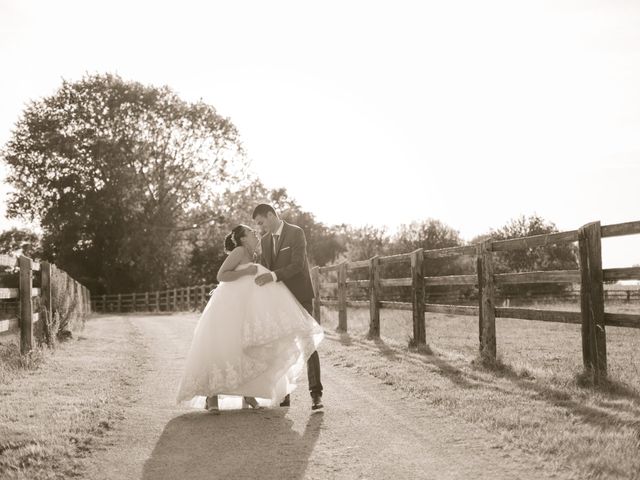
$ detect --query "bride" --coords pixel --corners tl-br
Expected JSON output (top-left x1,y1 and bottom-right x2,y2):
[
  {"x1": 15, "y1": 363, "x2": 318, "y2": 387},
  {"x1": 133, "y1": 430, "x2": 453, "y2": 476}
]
[{"x1": 175, "y1": 224, "x2": 324, "y2": 412}]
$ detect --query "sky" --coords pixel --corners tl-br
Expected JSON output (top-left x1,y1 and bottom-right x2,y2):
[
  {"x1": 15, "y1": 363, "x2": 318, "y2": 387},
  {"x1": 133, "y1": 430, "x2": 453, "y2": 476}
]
[{"x1": 0, "y1": 0, "x2": 639, "y2": 269}]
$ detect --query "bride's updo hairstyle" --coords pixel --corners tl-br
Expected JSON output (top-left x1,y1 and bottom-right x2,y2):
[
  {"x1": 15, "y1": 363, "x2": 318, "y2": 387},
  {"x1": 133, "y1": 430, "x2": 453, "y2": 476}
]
[{"x1": 224, "y1": 225, "x2": 249, "y2": 254}]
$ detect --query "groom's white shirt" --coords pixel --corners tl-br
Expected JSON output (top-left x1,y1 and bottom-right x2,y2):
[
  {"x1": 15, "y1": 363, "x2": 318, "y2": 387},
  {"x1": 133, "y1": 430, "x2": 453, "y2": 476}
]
[{"x1": 270, "y1": 220, "x2": 284, "y2": 281}]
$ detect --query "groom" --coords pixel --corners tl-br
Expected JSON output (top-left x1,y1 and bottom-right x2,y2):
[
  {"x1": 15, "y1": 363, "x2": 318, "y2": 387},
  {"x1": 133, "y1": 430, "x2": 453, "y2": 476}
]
[{"x1": 252, "y1": 203, "x2": 324, "y2": 410}]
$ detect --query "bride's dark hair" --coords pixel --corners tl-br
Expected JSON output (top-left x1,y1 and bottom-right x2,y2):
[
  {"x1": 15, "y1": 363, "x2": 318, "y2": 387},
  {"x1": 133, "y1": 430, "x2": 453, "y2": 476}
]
[{"x1": 224, "y1": 225, "x2": 249, "y2": 254}]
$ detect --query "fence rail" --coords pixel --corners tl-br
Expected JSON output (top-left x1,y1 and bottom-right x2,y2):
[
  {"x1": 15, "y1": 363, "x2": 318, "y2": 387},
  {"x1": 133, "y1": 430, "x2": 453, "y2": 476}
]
[
  {"x1": 312, "y1": 219, "x2": 640, "y2": 384},
  {"x1": 0, "y1": 255, "x2": 91, "y2": 353},
  {"x1": 91, "y1": 284, "x2": 217, "y2": 313}
]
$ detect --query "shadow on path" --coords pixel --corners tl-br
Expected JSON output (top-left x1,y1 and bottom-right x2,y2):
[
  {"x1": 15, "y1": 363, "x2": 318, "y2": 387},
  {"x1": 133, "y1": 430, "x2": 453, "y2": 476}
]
[
  {"x1": 142, "y1": 409, "x2": 323, "y2": 480},
  {"x1": 327, "y1": 331, "x2": 481, "y2": 390}
]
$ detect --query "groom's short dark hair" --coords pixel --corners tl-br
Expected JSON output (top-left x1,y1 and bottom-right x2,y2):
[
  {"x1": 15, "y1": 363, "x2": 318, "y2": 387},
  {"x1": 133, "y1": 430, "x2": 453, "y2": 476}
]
[{"x1": 252, "y1": 203, "x2": 277, "y2": 219}]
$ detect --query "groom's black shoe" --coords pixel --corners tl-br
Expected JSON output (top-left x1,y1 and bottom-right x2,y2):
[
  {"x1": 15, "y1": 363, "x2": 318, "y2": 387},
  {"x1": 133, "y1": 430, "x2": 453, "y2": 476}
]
[
  {"x1": 279, "y1": 394, "x2": 290, "y2": 407},
  {"x1": 311, "y1": 393, "x2": 323, "y2": 410}
]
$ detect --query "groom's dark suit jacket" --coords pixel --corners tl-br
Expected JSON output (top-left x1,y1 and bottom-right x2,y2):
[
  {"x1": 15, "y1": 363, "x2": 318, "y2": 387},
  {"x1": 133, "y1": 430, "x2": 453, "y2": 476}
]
[{"x1": 259, "y1": 221, "x2": 314, "y2": 303}]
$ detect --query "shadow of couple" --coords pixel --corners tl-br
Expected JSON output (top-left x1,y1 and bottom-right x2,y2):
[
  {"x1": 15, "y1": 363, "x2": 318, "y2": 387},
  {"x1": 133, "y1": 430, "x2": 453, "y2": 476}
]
[{"x1": 142, "y1": 408, "x2": 324, "y2": 480}]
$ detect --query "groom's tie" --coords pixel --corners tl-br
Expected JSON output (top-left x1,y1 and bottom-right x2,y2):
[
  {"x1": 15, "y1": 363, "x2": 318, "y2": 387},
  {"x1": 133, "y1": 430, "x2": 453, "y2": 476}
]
[{"x1": 272, "y1": 234, "x2": 279, "y2": 257}]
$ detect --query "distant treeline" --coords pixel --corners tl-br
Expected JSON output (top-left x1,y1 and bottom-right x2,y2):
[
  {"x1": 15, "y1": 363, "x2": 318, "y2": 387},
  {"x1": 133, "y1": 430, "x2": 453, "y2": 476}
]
[{"x1": 0, "y1": 73, "x2": 580, "y2": 295}]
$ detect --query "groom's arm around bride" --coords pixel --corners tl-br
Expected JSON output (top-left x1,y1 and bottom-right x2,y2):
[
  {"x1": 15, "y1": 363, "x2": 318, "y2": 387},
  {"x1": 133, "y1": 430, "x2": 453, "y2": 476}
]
[{"x1": 251, "y1": 203, "x2": 324, "y2": 410}]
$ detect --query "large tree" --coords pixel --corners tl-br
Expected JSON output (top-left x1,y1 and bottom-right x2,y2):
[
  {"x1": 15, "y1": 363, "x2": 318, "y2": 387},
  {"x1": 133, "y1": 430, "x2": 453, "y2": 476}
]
[
  {"x1": 472, "y1": 214, "x2": 579, "y2": 298},
  {"x1": 393, "y1": 219, "x2": 463, "y2": 253},
  {"x1": 393, "y1": 219, "x2": 467, "y2": 273},
  {"x1": 474, "y1": 214, "x2": 579, "y2": 273},
  {"x1": 2, "y1": 73, "x2": 245, "y2": 293},
  {"x1": 342, "y1": 225, "x2": 391, "y2": 262}
]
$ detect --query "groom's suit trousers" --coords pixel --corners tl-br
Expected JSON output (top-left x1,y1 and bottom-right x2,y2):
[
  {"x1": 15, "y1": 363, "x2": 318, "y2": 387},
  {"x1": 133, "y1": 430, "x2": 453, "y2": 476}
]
[{"x1": 301, "y1": 299, "x2": 323, "y2": 396}]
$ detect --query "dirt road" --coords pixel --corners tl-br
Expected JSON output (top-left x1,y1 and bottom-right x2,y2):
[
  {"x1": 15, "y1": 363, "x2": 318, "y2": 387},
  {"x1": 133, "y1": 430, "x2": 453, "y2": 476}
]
[{"x1": 81, "y1": 313, "x2": 568, "y2": 480}]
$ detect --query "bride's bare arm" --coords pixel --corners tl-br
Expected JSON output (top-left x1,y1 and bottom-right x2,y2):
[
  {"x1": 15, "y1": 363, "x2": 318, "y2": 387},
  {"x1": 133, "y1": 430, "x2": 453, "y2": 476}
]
[{"x1": 217, "y1": 248, "x2": 258, "y2": 282}]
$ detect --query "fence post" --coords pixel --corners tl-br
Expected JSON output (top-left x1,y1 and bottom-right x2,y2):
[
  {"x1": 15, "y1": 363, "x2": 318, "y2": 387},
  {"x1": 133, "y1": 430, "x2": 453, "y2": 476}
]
[
  {"x1": 80, "y1": 286, "x2": 85, "y2": 316},
  {"x1": 155, "y1": 291, "x2": 160, "y2": 312},
  {"x1": 578, "y1": 221, "x2": 607, "y2": 382},
  {"x1": 132, "y1": 292, "x2": 136, "y2": 313},
  {"x1": 18, "y1": 256, "x2": 34, "y2": 354},
  {"x1": 368, "y1": 256, "x2": 380, "y2": 339},
  {"x1": 200, "y1": 285, "x2": 206, "y2": 310},
  {"x1": 39, "y1": 262, "x2": 53, "y2": 343},
  {"x1": 75, "y1": 280, "x2": 80, "y2": 316},
  {"x1": 81, "y1": 285, "x2": 86, "y2": 313},
  {"x1": 477, "y1": 241, "x2": 497, "y2": 360},
  {"x1": 102, "y1": 294, "x2": 106, "y2": 313},
  {"x1": 410, "y1": 249, "x2": 426, "y2": 346},
  {"x1": 76, "y1": 282, "x2": 81, "y2": 317},
  {"x1": 145, "y1": 292, "x2": 149, "y2": 311},
  {"x1": 186, "y1": 287, "x2": 191, "y2": 311},
  {"x1": 81, "y1": 283, "x2": 86, "y2": 316},
  {"x1": 173, "y1": 288, "x2": 177, "y2": 312},
  {"x1": 337, "y1": 262, "x2": 348, "y2": 332},
  {"x1": 311, "y1": 266, "x2": 321, "y2": 323}
]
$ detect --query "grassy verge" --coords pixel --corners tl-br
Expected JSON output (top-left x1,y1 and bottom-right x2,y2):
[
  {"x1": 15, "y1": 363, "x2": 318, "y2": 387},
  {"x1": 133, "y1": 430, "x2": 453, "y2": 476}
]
[
  {"x1": 0, "y1": 342, "x2": 47, "y2": 385},
  {"x1": 0, "y1": 316, "x2": 147, "y2": 480},
  {"x1": 320, "y1": 305, "x2": 640, "y2": 480}
]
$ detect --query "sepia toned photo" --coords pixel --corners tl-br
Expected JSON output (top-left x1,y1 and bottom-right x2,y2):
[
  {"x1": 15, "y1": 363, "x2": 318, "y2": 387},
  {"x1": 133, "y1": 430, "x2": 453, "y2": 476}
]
[{"x1": 1, "y1": 1, "x2": 639, "y2": 479}]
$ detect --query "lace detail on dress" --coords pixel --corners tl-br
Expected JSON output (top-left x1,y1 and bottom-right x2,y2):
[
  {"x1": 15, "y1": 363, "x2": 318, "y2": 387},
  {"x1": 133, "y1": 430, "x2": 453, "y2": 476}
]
[{"x1": 176, "y1": 263, "x2": 323, "y2": 405}]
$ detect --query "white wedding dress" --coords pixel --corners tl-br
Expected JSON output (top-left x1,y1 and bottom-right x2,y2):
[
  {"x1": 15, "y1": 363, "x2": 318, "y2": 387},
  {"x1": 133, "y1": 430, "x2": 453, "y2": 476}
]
[{"x1": 176, "y1": 263, "x2": 324, "y2": 409}]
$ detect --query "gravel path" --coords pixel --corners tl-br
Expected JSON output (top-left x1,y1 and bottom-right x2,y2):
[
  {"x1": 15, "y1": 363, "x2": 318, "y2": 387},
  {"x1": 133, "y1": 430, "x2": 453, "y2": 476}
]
[{"x1": 81, "y1": 313, "x2": 568, "y2": 480}]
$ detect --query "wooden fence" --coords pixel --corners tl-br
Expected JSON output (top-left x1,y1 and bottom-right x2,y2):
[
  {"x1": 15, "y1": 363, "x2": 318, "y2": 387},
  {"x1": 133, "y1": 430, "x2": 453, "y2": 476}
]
[
  {"x1": 313, "y1": 220, "x2": 640, "y2": 384},
  {"x1": 91, "y1": 284, "x2": 217, "y2": 313},
  {"x1": 379, "y1": 288, "x2": 640, "y2": 307},
  {"x1": 0, "y1": 255, "x2": 91, "y2": 353}
]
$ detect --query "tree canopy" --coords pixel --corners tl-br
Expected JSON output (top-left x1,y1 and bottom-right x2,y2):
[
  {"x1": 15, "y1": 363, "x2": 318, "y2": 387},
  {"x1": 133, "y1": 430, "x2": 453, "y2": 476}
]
[
  {"x1": 2, "y1": 73, "x2": 245, "y2": 292},
  {"x1": 0, "y1": 75, "x2": 580, "y2": 297},
  {"x1": 475, "y1": 214, "x2": 579, "y2": 274},
  {"x1": 184, "y1": 179, "x2": 345, "y2": 285}
]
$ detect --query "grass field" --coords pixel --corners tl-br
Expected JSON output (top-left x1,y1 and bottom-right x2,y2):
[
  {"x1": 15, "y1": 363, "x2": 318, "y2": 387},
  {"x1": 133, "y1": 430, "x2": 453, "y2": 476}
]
[
  {"x1": 319, "y1": 302, "x2": 640, "y2": 479},
  {"x1": 320, "y1": 301, "x2": 640, "y2": 388},
  {"x1": 0, "y1": 317, "x2": 146, "y2": 480}
]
